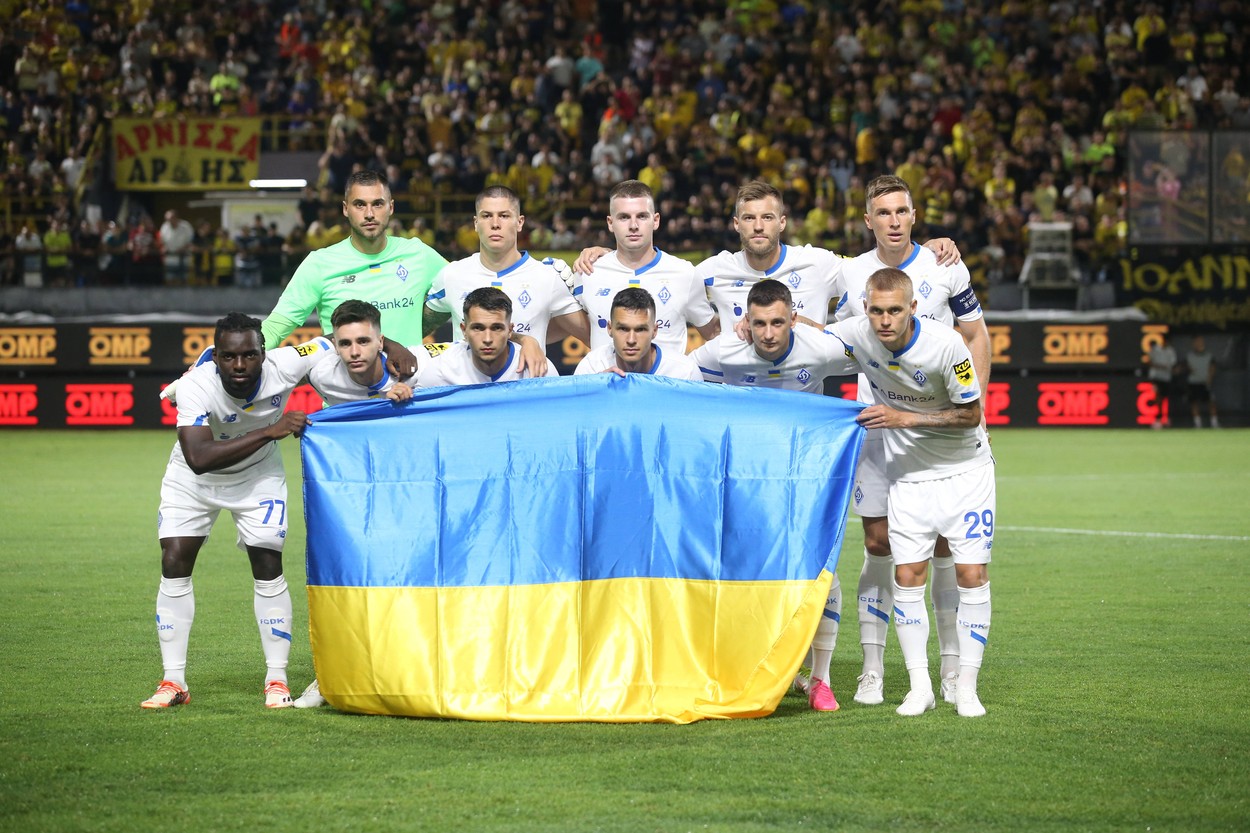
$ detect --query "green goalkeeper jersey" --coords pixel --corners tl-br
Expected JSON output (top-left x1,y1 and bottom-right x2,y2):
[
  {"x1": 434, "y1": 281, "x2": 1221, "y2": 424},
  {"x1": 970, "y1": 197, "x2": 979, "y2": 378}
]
[{"x1": 262, "y1": 235, "x2": 448, "y2": 348}]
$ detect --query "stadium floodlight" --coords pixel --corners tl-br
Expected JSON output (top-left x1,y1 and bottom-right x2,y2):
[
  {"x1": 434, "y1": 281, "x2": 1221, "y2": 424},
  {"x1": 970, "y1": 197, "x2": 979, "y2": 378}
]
[{"x1": 248, "y1": 179, "x2": 307, "y2": 189}]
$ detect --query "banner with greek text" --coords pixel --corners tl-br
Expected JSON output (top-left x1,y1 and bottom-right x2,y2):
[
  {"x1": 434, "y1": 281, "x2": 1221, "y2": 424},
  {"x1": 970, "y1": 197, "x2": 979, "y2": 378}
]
[{"x1": 112, "y1": 118, "x2": 261, "y2": 190}]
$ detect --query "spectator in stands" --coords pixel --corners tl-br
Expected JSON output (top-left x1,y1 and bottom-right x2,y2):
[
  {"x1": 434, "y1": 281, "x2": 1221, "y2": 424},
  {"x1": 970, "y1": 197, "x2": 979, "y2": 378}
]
[
  {"x1": 280, "y1": 224, "x2": 308, "y2": 285},
  {"x1": 159, "y1": 210, "x2": 194, "y2": 286},
  {"x1": 128, "y1": 218, "x2": 161, "y2": 286},
  {"x1": 234, "y1": 225, "x2": 263, "y2": 288},
  {"x1": 43, "y1": 218, "x2": 73, "y2": 287},
  {"x1": 15, "y1": 223, "x2": 43, "y2": 288}
]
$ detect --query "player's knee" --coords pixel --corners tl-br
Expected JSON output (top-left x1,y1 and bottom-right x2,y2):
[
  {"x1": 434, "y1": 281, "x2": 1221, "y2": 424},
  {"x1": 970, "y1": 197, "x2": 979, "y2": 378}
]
[
  {"x1": 862, "y1": 520, "x2": 891, "y2": 556},
  {"x1": 159, "y1": 539, "x2": 198, "y2": 578},
  {"x1": 247, "y1": 547, "x2": 284, "y2": 581}
]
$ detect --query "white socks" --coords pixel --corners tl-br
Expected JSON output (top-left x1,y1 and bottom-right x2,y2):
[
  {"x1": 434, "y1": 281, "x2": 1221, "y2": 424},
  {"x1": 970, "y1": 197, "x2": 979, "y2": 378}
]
[
  {"x1": 156, "y1": 576, "x2": 195, "y2": 687},
  {"x1": 931, "y1": 558, "x2": 960, "y2": 679},
  {"x1": 810, "y1": 574, "x2": 841, "y2": 683},
  {"x1": 892, "y1": 581, "x2": 931, "y2": 694},
  {"x1": 858, "y1": 552, "x2": 893, "y2": 675},
  {"x1": 254, "y1": 576, "x2": 293, "y2": 684},
  {"x1": 956, "y1": 581, "x2": 991, "y2": 693}
]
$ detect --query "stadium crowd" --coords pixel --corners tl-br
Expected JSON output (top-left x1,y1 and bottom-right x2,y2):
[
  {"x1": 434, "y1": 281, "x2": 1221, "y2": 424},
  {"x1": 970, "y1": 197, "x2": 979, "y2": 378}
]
[{"x1": 1, "y1": 0, "x2": 1247, "y2": 289}]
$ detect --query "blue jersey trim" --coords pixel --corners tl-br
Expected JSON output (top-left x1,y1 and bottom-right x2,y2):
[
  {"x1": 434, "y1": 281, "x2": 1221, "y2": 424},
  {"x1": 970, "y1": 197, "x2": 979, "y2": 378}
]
[
  {"x1": 898, "y1": 242, "x2": 920, "y2": 270},
  {"x1": 764, "y1": 244, "x2": 788, "y2": 277},
  {"x1": 700, "y1": 366, "x2": 724, "y2": 377},
  {"x1": 635, "y1": 248, "x2": 663, "y2": 276},
  {"x1": 649, "y1": 345, "x2": 663, "y2": 374},
  {"x1": 893, "y1": 316, "x2": 922, "y2": 358},
  {"x1": 771, "y1": 331, "x2": 797, "y2": 366},
  {"x1": 489, "y1": 342, "x2": 517, "y2": 382},
  {"x1": 498, "y1": 252, "x2": 531, "y2": 278}
]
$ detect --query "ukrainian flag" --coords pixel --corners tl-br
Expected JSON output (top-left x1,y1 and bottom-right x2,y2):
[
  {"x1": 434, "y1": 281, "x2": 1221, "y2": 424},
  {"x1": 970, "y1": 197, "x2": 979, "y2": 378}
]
[{"x1": 301, "y1": 374, "x2": 864, "y2": 722}]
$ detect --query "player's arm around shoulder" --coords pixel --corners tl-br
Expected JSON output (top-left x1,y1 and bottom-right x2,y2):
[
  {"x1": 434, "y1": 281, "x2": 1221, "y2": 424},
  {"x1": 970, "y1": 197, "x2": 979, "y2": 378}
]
[{"x1": 813, "y1": 322, "x2": 859, "y2": 377}]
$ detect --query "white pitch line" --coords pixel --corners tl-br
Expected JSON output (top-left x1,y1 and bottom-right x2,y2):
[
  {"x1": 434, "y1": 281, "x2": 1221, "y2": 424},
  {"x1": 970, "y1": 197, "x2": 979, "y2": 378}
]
[{"x1": 999, "y1": 525, "x2": 1250, "y2": 542}]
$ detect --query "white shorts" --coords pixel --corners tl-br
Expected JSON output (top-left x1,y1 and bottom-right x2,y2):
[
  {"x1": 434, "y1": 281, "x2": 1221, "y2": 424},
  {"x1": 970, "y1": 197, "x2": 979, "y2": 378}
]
[
  {"x1": 887, "y1": 461, "x2": 995, "y2": 566},
  {"x1": 158, "y1": 458, "x2": 289, "y2": 552},
  {"x1": 852, "y1": 432, "x2": 888, "y2": 518}
]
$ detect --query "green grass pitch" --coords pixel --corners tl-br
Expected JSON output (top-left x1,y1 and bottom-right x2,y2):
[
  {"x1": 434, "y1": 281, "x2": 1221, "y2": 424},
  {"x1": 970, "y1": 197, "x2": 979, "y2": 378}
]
[{"x1": 1, "y1": 428, "x2": 1247, "y2": 832}]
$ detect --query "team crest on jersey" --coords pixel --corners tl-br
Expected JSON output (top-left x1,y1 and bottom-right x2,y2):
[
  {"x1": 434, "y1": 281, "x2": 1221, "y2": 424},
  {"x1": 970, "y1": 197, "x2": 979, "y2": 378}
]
[
  {"x1": 596, "y1": 287, "x2": 611, "y2": 296},
  {"x1": 596, "y1": 316, "x2": 608, "y2": 329},
  {"x1": 913, "y1": 369, "x2": 927, "y2": 385},
  {"x1": 797, "y1": 368, "x2": 811, "y2": 384},
  {"x1": 953, "y1": 358, "x2": 974, "y2": 385},
  {"x1": 518, "y1": 289, "x2": 532, "y2": 308},
  {"x1": 657, "y1": 286, "x2": 672, "y2": 304},
  {"x1": 270, "y1": 395, "x2": 282, "y2": 406},
  {"x1": 396, "y1": 264, "x2": 409, "y2": 281},
  {"x1": 918, "y1": 280, "x2": 932, "y2": 299},
  {"x1": 788, "y1": 271, "x2": 801, "y2": 288}
]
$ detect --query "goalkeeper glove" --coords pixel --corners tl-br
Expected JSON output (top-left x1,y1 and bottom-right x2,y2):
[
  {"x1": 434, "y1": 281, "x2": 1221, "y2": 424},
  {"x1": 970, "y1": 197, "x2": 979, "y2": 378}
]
[{"x1": 542, "y1": 256, "x2": 576, "y2": 293}]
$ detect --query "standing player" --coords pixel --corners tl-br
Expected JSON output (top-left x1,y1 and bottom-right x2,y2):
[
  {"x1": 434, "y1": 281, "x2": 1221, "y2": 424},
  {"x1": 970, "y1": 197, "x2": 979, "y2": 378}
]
[
  {"x1": 418, "y1": 287, "x2": 558, "y2": 387},
  {"x1": 689, "y1": 279, "x2": 857, "y2": 712},
  {"x1": 828, "y1": 268, "x2": 994, "y2": 717},
  {"x1": 293, "y1": 299, "x2": 432, "y2": 710},
  {"x1": 142, "y1": 313, "x2": 332, "y2": 710},
  {"x1": 698, "y1": 180, "x2": 851, "y2": 336},
  {"x1": 424, "y1": 186, "x2": 589, "y2": 349},
  {"x1": 574, "y1": 180, "x2": 718, "y2": 352},
  {"x1": 574, "y1": 287, "x2": 703, "y2": 380},
  {"x1": 264, "y1": 170, "x2": 448, "y2": 375},
  {"x1": 834, "y1": 175, "x2": 990, "y2": 708}
]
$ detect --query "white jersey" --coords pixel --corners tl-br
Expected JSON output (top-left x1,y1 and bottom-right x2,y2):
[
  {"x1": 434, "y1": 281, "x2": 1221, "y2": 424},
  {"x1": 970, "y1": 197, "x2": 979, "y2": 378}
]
[
  {"x1": 307, "y1": 343, "x2": 447, "y2": 405},
  {"x1": 836, "y1": 243, "x2": 981, "y2": 327},
  {"x1": 168, "y1": 338, "x2": 332, "y2": 482},
  {"x1": 695, "y1": 244, "x2": 846, "y2": 335},
  {"x1": 829, "y1": 315, "x2": 989, "y2": 482},
  {"x1": 417, "y1": 341, "x2": 558, "y2": 388},
  {"x1": 426, "y1": 252, "x2": 582, "y2": 346},
  {"x1": 575, "y1": 248, "x2": 714, "y2": 352},
  {"x1": 689, "y1": 325, "x2": 854, "y2": 393},
  {"x1": 573, "y1": 343, "x2": 704, "y2": 380},
  {"x1": 837, "y1": 243, "x2": 984, "y2": 412}
]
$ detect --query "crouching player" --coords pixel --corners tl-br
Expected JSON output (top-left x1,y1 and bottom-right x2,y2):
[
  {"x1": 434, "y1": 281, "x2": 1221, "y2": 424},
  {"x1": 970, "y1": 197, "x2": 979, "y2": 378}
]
[
  {"x1": 574, "y1": 287, "x2": 703, "y2": 380},
  {"x1": 417, "y1": 287, "x2": 557, "y2": 387},
  {"x1": 828, "y1": 267, "x2": 995, "y2": 717},
  {"x1": 143, "y1": 313, "x2": 332, "y2": 709},
  {"x1": 293, "y1": 298, "x2": 439, "y2": 708}
]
